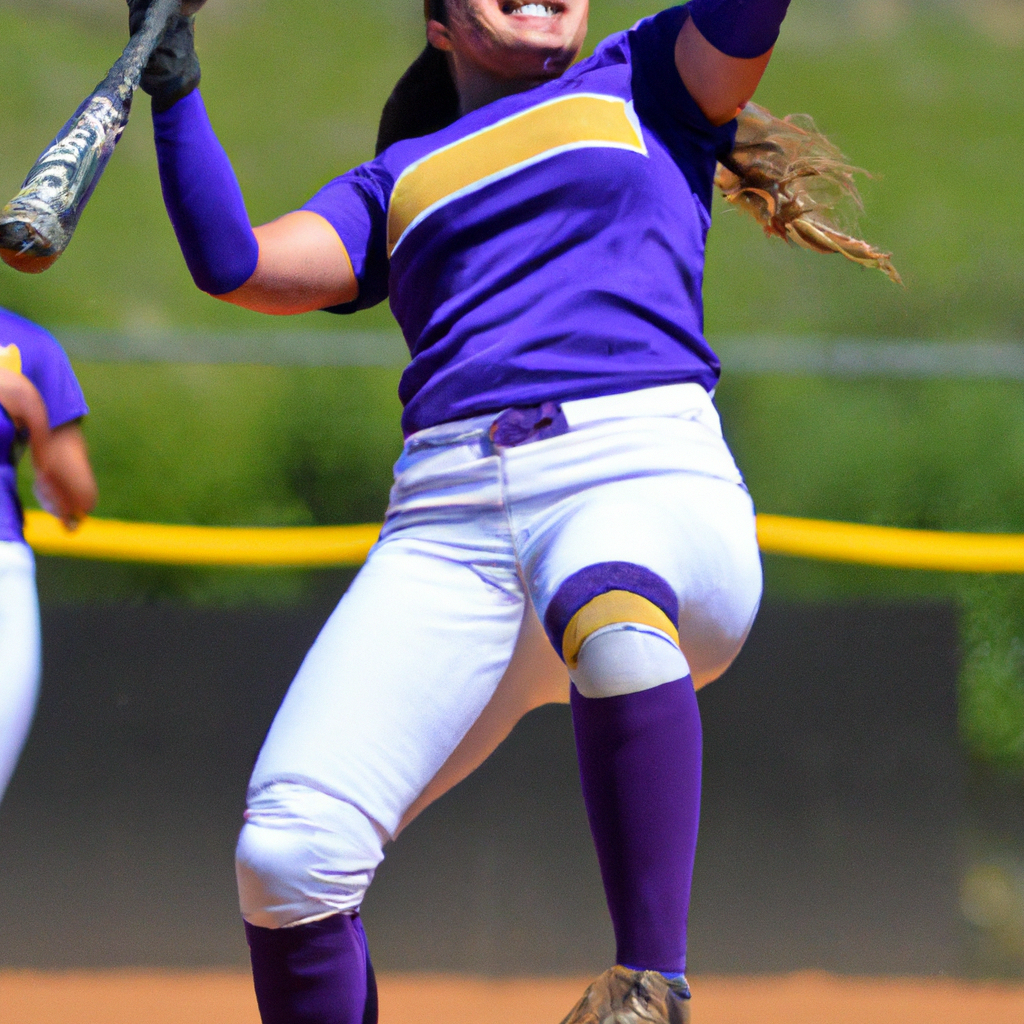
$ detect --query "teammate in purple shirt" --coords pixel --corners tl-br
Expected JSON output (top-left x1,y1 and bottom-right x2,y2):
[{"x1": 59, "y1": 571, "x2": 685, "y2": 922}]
[
  {"x1": 130, "y1": 1, "x2": 789, "y2": 1021},
  {"x1": 0, "y1": 307, "x2": 96, "y2": 806}
]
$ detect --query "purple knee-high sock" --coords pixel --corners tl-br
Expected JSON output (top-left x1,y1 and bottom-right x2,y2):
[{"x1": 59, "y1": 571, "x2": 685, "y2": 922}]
[
  {"x1": 571, "y1": 676, "x2": 702, "y2": 975},
  {"x1": 245, "y1": 913, "x2": 378, "y2": 1024}
]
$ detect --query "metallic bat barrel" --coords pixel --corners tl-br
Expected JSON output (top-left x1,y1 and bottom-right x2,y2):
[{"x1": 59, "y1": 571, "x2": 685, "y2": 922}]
[
  {"x1": 0, "y1": 0, "x2": 180, "y2": 274},
  {"x1": 0, "y1": 92, "x2": 131, "y2": 273}
]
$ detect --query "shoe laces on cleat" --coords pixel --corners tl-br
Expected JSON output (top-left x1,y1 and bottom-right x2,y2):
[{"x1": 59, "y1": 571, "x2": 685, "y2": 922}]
[
  {"x1": 663, "y1": 974, "x2": 691, "y2": 1000},
  {"x1": 557, "y1": 965, "x2": 691, "y2": 1024}
]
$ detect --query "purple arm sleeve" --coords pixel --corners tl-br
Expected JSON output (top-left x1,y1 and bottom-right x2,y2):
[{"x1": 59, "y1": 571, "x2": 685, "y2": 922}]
[
  {"x1": 152, "y1": 90, "x2": 260, "y2": 296},
  {"x1": 687, "y1": 0, "x2": 791, "y2": 59}
]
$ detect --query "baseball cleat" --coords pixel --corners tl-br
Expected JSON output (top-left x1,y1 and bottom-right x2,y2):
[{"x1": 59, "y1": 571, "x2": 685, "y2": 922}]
[{"x1": 557, "y1": 965, "x2": 691, "y2": 1024}]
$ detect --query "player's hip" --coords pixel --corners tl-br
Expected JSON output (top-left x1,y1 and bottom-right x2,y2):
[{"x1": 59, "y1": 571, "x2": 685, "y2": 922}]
[
  {"x1": 0, "y1": 539, "x2": 35, "y2": 575},
  {"x1": 382, "y1": 381, "x2": 747, "y2": 530},
  {"x1": 0, "y1": 540, "x2": 40, "y2": 681}
]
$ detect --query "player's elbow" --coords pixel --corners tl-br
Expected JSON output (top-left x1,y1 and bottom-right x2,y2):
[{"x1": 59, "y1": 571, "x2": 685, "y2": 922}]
[
  {"x1": 688, "y1": 74, "x2": 766, "y2": 126},
  {"x1": 219, "y1": 212, "x2": 359, "y2": 314},
  {"x1": 215, "y1": 277, "x2": 358, "y2": 316}
]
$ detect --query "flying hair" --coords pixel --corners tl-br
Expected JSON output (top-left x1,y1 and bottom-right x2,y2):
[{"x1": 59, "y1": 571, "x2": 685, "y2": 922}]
[
  {"x1": 375, "y1": 10, "x2": 899, "y2": 281},
  {"x1": 715, "y1": 103, "x2": 901, "y2": 283}
]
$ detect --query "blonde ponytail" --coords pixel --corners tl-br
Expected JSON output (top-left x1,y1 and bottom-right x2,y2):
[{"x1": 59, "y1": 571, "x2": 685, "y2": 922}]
[{"x1": 716, "y1": 102, "x2": 901, "y2": 284}]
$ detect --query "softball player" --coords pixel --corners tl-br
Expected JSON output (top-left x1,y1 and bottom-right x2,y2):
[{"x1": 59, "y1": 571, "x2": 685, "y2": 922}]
[
  {"x1": 0, "y1": 308, "x2": 96, "y2": 808},
  {"x1": 129, "y1": 0, "x2": 790, "y2": 1020}
]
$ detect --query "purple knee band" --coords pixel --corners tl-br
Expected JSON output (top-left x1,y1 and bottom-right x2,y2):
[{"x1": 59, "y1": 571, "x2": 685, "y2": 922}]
[
  {"x1": 245, "y1": 913, "x2": 378, "y2": 1024},
  {"x1": 688, "y1": 0, "x2": 792, "y2": 59},
  {"x1": 543, "y1": 562, "x2": 679, "y2": 657},
  {"x1": 152, "y1": 90, "x2": 260, "y2": 295},
  {"x1": 572, "y1": 676, "x2": 702, "y2": 975}
]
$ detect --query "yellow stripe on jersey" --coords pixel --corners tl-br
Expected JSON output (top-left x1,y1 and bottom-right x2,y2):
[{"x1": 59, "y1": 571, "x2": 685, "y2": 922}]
[
  {"x1": 387, "y1": 93, "x2": 647, "y2": 256},
  {"x1": 562, "y1": 590, "x2": 680, "y2": 669},
  {"x1": 0, "y1": 344, "x2": 23, "y2": 374}
]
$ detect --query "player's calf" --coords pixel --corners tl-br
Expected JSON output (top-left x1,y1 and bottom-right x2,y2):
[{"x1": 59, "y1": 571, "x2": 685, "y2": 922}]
[
  {"x1": 236, "y1": 781, "x2": 386, "y2": 1023},
  {"x1": 546, "y1": 563, "x2": 701, "y2": 991}
]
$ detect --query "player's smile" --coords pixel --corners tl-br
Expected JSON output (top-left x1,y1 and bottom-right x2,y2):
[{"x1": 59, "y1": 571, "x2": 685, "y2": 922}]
[
  {"x1": 497, "y1": 0, "x2": 574, "y2": 47},
  {"x1": 486, "y1": 0, "x2": 582, "y2": 44},
  {"x1": 501, "y1": 2, "x2": 564, "y2": 19}
]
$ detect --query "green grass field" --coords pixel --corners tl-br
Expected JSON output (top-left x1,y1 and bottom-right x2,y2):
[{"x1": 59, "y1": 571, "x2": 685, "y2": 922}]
[{"x1": 2, "y1": 1, "x2": 1023, "y2": 768}]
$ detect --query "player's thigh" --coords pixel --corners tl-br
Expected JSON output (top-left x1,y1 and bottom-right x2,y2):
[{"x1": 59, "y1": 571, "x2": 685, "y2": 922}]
[
  {"x1": 250, "y1": 537, "x2": 526, "y2": 838},
  {"x1": 398, "y1": 596, "x2": 569, "y2": 833},
  {"x1": 0, "y1": 545, "x2": 41, "y2": 798},
  {"x1": 527, "y1": 472, "x2": 762, "y2": 688}
]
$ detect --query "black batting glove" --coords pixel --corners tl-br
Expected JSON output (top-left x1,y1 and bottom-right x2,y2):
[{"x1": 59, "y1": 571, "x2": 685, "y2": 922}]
[{"x1": 127, "y1": 0, "x2": 207, "y2": 113}]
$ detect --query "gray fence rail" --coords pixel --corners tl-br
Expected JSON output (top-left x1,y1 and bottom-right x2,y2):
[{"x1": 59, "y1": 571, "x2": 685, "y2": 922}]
[{"x1": 52, "y1": 329, "x2": 1024, "y2": 378}]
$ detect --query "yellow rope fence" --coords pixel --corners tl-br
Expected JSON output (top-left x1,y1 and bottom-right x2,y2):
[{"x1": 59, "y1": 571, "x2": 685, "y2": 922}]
[{"x1": 22, "y1": 510, "x2": 1024, "y2": 573}]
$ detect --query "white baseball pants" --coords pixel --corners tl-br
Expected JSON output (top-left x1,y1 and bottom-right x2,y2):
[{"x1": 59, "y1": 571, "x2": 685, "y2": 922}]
[
  {"x1": 0, "y1": 541, "x2": 40, "y2": 807},
  {"x1": 237, "y1": 383, "x2": 762, "y2": 928}
]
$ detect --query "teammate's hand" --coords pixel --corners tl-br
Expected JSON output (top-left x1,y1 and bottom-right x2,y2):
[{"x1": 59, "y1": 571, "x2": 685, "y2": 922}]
[{"x1": 127, "y1": 0, "x2": 206, "y2": 113}]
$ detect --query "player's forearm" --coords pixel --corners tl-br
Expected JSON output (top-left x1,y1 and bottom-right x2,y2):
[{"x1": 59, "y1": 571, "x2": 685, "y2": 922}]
[
  {"x1": 34, "y1": 423, "x2": 98, "y2": 527},
  {"x1": 152, "y1": 90, "x2": 260, "y2": 296},
  {"x1": 153, "y1": 97, "x2": 357, "y2": 313},
  {"x1": 676, "y1": 0, "x2": 790, "y2": 124}
]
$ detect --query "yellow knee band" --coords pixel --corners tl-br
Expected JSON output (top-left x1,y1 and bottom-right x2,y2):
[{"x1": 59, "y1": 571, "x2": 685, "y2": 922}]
[{"x1": 562, "y1": 591, "x2": 680, "y2": 669}]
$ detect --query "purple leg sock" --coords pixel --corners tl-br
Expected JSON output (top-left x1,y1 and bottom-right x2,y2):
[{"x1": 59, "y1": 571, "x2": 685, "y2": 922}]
[
  {"x1": 245, "y1": 913, "x2": 378, "y2": 1024},
  {"x1": 571, "y1": 676, "x2": 702, "y2": 975}
]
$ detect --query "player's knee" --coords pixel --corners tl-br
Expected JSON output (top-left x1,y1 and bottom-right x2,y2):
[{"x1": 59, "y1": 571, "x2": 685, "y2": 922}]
[
  {"x1": 235, "y1": 781, "x2": 387, "y2": 930},
  {"x1": 572, "y1": 623, "x2": 690, "y2": 698},
  {"x1": 544, "y1": 562, "x2": 689, "y2": 698}
]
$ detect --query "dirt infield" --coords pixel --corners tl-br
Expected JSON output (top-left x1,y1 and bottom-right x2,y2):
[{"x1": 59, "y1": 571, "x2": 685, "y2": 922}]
[{"x1": 1, "y1": 971, "x2": 1022, "y2": 1023}]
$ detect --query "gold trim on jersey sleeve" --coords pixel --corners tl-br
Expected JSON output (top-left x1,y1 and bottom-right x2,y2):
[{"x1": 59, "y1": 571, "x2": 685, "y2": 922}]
[
  {"x1": 562, "y1": 590, "x2": 680, "y2": 669},
  {"x1": 387, "y1": 93, "x2": 647, "y2": 256},
  {"x1": 0, "y1": 344, "x2": 23, "y2": 374}
]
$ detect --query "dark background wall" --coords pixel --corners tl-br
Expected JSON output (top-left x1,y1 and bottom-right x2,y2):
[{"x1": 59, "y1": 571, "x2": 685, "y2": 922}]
[{"x1": 0, "y1": 599, "x2": 978, "y2": 975}]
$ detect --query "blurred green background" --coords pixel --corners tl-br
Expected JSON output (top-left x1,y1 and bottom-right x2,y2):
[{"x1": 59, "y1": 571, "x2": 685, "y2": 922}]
[{"x1": 1, "y1": 0, "x2": 1023, "y2": 771}]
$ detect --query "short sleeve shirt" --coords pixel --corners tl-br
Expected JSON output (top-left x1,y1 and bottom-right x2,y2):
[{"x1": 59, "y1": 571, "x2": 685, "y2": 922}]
[
  {"x1": 0, "y1": 308, "x2": 89, "y2": 543},
  {"x1": 304, "y1": 5, "x2": 736, "y2": 436}
]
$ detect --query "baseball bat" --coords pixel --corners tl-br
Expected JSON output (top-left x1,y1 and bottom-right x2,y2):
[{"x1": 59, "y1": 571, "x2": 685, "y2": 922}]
[{"x1": 0, "y1": 0, "x2": 181, "y2": 274}]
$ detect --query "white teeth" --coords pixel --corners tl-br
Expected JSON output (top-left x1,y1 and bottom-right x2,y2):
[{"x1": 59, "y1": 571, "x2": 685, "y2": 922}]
[{"x1": 514, "y1": 3, "x2": 555, "y2": 15}]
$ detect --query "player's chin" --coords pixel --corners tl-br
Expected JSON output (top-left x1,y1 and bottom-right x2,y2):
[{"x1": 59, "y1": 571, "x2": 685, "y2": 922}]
[
  {"x1": 494, "y1": 29, "x2": 581, "y2": 76},
  {"x1": 492, "y1": 44, "x2": 575, "y2": 82}
]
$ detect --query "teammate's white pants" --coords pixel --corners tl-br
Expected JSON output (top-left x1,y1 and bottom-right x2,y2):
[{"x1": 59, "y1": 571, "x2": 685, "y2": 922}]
[
  {"x1": 0, "y1": 541, "x2": 41, "y2": 806},
  {"x1": 236, "y1": 383, "x2": 762, "y2": 928}
]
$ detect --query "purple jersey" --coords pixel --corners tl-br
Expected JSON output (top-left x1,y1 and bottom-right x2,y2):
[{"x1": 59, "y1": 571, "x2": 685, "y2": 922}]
[
  {"x1": 0, "y1": 309, "x2": 89, "y2": 544},
  {"x1": 304, "y1": 6, "x2": 736, "y2": 437}
]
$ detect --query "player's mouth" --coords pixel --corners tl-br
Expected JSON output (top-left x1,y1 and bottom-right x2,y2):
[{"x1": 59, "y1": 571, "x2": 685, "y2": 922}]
[{"x1": 501, "y1": 2, "x2": 565, "y2": 18}]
